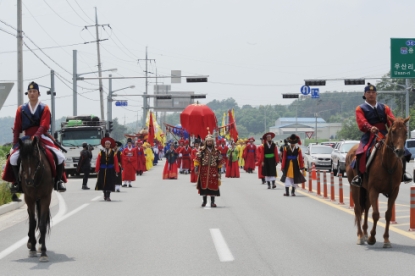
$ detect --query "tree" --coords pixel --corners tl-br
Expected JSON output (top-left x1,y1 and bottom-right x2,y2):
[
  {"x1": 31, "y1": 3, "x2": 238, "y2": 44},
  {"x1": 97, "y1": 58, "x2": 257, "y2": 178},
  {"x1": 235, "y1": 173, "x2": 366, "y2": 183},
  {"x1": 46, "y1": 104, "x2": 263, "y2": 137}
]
[
  {"x1": 336, "y1": 117, "x2": 362, "y2": 140},
  {"x1": 111, "y1": 118, "x2": 128, "y2": 142}
]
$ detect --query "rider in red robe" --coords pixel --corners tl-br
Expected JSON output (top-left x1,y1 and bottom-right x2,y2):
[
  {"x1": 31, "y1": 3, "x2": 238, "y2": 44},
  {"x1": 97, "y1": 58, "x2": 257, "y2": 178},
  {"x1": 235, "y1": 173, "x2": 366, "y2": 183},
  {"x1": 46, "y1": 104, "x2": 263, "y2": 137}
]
[
  {"x1": 122, "y1": 138, "x2": 137, "y2": 187},
  {"x1": 135, "y1": 140, "x2": 147, "y2": 175},
  {"x1": 243, "y1": 138, "x2": 256, "y2": 173},
  {"x1": 256, "y1": 138, "x2": 265, "y2": 184}
]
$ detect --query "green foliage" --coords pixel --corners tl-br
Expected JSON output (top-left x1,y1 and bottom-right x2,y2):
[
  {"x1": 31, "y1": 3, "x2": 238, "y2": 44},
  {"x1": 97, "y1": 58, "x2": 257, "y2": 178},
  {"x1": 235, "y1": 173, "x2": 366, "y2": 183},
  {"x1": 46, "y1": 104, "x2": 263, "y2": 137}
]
[
  {"x1": 111, "y1": 118, "x2": 128, "y2": 142},
  {"x1": 336, "y1": 117, "x2": 362, "y2": 140},
  {"x1": 0, "y1": 182, "x2": 13, "y2": 206}
]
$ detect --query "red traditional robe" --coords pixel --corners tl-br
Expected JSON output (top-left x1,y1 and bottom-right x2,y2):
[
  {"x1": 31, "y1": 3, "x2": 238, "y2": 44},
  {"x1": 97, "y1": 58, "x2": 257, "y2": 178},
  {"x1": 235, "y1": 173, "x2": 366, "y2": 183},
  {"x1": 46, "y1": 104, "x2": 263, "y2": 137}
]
[
  {"x1": 217, "y1": 145, "x2": 229, "y2": 167},
  {"x1": 256, "y1": 144, "x2": 264, "y2": 179},
  {"x1": 135, "y1": 146, "x2": 147, "y2": 173},
  {"x1": 122, "y1": 147, "x2": 137, "y2": 181},
  {"x1": 175, "y1": 146, "x2": 183, "y2": 168},
  {"x1": 195, "y1": 147, "x2": 224, "y2": 196},
  {"x1": 180, "y1": 146, "x2": 192, "y2": 170},
  {"x1": 190, "y1": 147, "x2": 199, "y2": 183},
  {"x1": 243, "y1": 144, "x2": 257, "y2": 171}
]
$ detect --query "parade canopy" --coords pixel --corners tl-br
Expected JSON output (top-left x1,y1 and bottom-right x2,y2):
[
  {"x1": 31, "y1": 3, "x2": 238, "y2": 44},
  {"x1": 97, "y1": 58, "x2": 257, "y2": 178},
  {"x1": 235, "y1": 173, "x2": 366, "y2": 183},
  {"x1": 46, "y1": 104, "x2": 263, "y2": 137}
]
[{"x1": 180, "y1": 103, "x2": 217, "y2": 138}]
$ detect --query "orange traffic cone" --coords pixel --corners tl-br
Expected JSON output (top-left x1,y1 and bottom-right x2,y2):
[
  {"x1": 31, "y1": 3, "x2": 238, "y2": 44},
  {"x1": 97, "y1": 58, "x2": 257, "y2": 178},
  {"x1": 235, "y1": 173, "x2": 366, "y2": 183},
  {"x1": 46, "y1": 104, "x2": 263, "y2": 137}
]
[{"x1": 311, "y1": 163, "x2": 317, "y2": 180}]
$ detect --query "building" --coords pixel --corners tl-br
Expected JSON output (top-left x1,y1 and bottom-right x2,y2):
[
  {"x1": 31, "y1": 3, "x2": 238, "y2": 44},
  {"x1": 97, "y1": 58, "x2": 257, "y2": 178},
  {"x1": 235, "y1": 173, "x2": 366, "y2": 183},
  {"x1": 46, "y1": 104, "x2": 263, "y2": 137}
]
[{"x1": 269, "y1": 117, "x2": 342, "y2": 140}]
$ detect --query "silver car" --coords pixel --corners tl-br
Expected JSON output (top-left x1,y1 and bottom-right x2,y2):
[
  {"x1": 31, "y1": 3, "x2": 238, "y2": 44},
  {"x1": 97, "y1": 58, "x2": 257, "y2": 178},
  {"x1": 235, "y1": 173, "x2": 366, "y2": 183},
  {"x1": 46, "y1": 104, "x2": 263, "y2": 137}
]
[
  {"x1": 304, "y1": 145, "x2": 333, "y2": 171},
  {"x1": 331, "y1": 140, "x2": 359, "y2": 176}
]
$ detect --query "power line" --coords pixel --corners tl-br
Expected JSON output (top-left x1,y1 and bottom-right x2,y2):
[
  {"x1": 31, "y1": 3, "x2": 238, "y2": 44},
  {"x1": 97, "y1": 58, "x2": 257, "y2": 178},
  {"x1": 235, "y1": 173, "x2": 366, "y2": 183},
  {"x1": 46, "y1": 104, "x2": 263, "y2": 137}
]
[
  {"x1": 43, "y1": 0, "x2": 83, "y2": 27},
  {"x1": 0, "y1": 41, "x2": 95, "y2": 54},
  {"x1": 74, "y1": 0, "x2": 94, "y2": 23},
  {"x1": 65, "y1": 0, "x2": 90, "y2": 24}
]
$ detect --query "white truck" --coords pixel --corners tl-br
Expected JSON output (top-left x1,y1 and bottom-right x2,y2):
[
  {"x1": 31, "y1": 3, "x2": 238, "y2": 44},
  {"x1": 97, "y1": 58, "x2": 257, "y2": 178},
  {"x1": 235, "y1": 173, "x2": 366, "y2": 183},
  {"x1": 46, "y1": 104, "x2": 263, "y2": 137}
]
[{"x1": 54, "y1": 115, "x2": 107, "y2": 176}]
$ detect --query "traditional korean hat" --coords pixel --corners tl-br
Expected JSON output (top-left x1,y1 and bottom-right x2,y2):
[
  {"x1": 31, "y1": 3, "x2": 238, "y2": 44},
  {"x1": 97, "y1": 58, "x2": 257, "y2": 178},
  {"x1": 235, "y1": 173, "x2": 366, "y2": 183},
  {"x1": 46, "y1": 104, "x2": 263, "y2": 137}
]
[
  {"x1": 184, "y1": 140, "x2": 189, "y2": 145},
  {"x1": 136, "y1": 139, "x2": 143, "y2": 145},
  {"x1": 363, "y1": 83, "x2": 376, "y2": 100},
  {"x1": 248, "y1": 137, "x2": 255, "y2": 142},
  {"x1": 205, "y1": 128, "x2": 215, "y2": 142},
  {"x1": 287, "y1": 134, "x2": 301, "y2": 145},
  {"x1": 26, "y1": 81, "x2": 40, "y2": 95},
  {"x1": 101, "y1": 137, "x2": 115, "y2": 148},
  {"x1": 221, "y1": 138, "x2": 226, "y2": 144},
  {"x1": 262, "y1": 132, "x2": 275, "y2": 140},
  {"x1": 193, "y1": 138, "x2": 201, "y2": 144},
  {"x1": 127, "y1": 137, "x2": 133, "y2": 144},
  {"x1": 115, "y1": 141, "x2": 123, "y2": 147}
]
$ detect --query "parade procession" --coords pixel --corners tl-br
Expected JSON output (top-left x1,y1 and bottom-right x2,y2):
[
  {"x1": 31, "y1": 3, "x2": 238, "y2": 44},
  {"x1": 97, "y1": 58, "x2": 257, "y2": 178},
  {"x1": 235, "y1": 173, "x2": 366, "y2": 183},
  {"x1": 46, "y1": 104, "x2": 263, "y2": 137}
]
[{"x1": 3, "y1": 1, "x2": 415, "y2": 274}]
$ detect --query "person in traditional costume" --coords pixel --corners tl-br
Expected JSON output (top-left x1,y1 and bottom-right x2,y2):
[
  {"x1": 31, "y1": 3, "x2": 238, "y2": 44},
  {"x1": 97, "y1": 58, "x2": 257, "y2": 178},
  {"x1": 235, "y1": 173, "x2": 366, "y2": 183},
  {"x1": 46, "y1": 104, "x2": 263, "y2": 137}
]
[
  {"x1": 114, "y1": 141, "x2": 123, "y2": 192},
  {"x1": 3, "y1": 81, "x2": 67, "y2": 193},
  {"x1": 238, "y1": 139, "x2": 246, "y2": 168},
  {"x1": 225, "y1": 141, "x2": 240, "y2": 178},
  {"x1": 279, "y1": 139, "x2": 288, "y2": 161},
  {"x1": 194, "y1": 132, "x2": 224, "y2": 207},
  {"x1": 260, "y1": 132, "x2": 280, "y2": 189},
  {"x1": 163, "y1": 142, "x2": 179, "y2": 179},
  {"x1": 190, "y1": 139, "x2": 201, "y2": 183},
  {"x1": 144, "y1": 142, "x2": 154, "y2": 171},
  {"x1": 153, "y1": 144, "x2": 159, "y2": 166},
  {"x1": 243, "y1": 137, "x2": 256, "y2": 173},
  {"x1": 351, "y1": 83, "x2": 412, "y2": 186},
  {"x1": 256, "y1": 138, "x2": 265, "y2": 184},
  {"x1": 217, "y1": 138, "x2": 229, "y2": 174},
  {"x1": 135, "y1": 140, "x2": 146, "y2": 175},
  {"x1": 122, "y1": 138, "x2": 137, "y2": 188},
  {"x1": 179, "y1": 140, "x2": 192, "y2": 174},
  {"x1": 175, "y1": 139, "x2": 184, "y2": 173},
  {"x1": 95, "y1": 137, "x2": 120, "y2": 201},
  {"x1": 280, "y1": 134, "x2": 306, "y2": 196}
]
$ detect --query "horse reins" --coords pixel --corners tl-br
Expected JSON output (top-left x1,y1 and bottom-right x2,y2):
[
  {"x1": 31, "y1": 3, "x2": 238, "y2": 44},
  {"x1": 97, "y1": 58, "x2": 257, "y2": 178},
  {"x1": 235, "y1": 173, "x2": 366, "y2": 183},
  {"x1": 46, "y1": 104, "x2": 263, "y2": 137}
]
[{"x1": 23, "y1": 142, "x2": 44, "y2": 187}]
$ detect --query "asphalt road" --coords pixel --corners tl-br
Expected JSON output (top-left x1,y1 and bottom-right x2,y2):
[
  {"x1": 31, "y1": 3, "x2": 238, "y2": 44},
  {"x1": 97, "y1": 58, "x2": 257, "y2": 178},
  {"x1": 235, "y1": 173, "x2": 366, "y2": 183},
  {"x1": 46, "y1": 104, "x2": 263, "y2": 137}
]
[{"x1": 1, "y1": 162, "x2": 415, "y2": 276}]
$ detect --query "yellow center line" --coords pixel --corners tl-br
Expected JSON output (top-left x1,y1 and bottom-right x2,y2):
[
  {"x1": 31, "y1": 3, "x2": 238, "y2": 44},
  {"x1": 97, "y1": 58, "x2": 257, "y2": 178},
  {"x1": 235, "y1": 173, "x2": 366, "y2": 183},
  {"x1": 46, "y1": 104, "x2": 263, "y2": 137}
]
[{"x1": 276, "y1": 180, "x2": 415, "y2": 241}]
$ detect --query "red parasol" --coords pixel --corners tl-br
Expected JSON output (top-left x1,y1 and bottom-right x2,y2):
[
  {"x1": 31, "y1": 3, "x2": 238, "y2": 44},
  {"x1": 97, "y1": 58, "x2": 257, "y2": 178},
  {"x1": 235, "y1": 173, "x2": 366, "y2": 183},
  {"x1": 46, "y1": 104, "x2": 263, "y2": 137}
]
[{"x1": 180, "y1": 103, "x2": 217, "y2": 138}]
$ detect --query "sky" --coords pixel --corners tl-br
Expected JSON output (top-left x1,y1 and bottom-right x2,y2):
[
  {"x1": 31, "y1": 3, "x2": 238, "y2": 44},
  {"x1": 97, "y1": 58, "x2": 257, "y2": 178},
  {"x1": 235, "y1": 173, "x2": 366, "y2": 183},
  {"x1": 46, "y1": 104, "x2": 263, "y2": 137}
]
[{"x1": 0, "y1": 0, "x2": 414, "y2": 124}]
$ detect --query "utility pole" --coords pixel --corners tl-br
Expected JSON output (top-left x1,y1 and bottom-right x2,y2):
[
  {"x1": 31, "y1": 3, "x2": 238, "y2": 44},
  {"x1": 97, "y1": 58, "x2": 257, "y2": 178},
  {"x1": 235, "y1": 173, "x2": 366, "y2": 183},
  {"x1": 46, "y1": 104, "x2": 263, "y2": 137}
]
[
  {"x1": 107, "y1": 74, "x2": 113, "y2": 129},
  {"x1": 138, "y1": 47, "x2": 155, "y2": 126},
  {"x1": 83, "y1": 8, "x2": 110, "y2": 120},
  {"x1": 17, "y1": 0, "x2": 23, "y2": 106},
  {"x1": 73, "y1": 50, "x2": 77, "y2": 116},
  {"x1": 50, "y1": 70, "x2": 56, "y2": 134}
]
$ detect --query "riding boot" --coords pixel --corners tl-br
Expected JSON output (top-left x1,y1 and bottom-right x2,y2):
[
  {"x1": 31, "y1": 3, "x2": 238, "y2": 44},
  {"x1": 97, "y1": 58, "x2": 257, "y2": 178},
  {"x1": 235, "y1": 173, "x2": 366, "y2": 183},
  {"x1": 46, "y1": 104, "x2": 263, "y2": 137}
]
[
  {"x1": 402, "y1": 160, "x2": 413, "y2": 184},
  {"x1": 284, "y1": 187, "x2": 289, "y2": 196},
  {"x1": 106, "y1": 191, "x2": 111, "y2": 201},
  {"x1": 261, "y1": 178, "x2": 265, "y2": 184},
  {"x1": 267, "y1": 181, "x2": 271, "y2": 189},
  {"x1": 55, "y1": 163, "x2": 66, "y2": 192},
  {"x1": 291, "y1": 187, "x2": 296, "y2": 196},
  {"x1": 202, "y1": 196, "x2": 207, "y2": 207},
  {"x1": 272, "y1": 180, "x2": 276, "y2": 189},
  {"x1": 10, "y1": 165, "x2": 23, "y2": 193},
  {"x1": 211, "y1": 196, "x2": 217, "y2": 207},
  {"x1": 351, "y1": 157, "x2": 362, "y2": 187}
]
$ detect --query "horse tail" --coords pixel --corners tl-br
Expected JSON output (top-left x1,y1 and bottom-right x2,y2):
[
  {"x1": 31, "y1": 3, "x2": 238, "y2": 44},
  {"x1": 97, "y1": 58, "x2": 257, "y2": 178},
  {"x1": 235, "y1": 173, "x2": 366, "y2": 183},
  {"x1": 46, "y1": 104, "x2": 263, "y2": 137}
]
[
  {"x1": 354, "y1": 187, "x2": 367, "y2": 226},
  {"x1": 35, "y1": 200, "x2": 51, "y2": 235}
]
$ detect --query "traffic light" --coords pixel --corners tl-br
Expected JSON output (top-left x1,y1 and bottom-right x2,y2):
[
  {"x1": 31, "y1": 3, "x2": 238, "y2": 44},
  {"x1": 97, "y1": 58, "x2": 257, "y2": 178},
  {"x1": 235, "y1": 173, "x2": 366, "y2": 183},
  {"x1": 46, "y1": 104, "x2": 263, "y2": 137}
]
[
  {"x1": 156, "y1": 95, "x2": 172, "y2": 100},
  {"x1": 108, "y1": 121, "x2": 114, "y2": 132},
  {"x1": 305, "y1": 80, "x2": 326, "y2": 86},
  {"x1": 186, "y1": 77, "x2": 208, "y2": 83},
  {"x1": 191, "y1": 95, "x2": 206, "y2": 99},
  {"x1": 344, "y1": 79, "x2": 365, "y2": 85},
  {"x1": 282, "y1": 94, "x2": 299, "y2": 99}
]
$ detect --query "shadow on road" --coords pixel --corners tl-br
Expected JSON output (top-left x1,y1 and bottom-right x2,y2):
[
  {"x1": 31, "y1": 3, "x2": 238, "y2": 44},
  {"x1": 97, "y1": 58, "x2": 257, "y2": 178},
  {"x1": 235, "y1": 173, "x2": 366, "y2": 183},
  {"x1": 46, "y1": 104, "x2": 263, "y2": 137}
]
[{"x1": 14, "y1": 250, "x2": 75, "y2": 269}]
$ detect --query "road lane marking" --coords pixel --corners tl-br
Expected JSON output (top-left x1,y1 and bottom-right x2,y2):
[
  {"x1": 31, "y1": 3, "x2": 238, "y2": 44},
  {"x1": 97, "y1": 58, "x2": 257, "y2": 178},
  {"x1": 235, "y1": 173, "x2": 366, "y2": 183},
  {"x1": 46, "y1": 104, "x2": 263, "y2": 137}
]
[
  {"x1": 210, "y1": 229, "x2": 234, "y2": 262},
  {"x1": 91, "y1": 196, "x2": 101, "y2": 201},
  {"x1": 0, "y1": 204, "x2": 89, "y2": 260},
  {"x1": 53, "y1": 191, "x2": 67, "y2": 224}
]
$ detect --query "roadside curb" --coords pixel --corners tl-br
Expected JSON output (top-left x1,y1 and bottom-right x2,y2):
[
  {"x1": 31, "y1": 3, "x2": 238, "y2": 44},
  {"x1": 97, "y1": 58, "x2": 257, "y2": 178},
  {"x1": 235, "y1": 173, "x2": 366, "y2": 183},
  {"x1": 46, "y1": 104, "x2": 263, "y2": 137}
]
[{"x1": 0, "y1": 195, "x2": 25, "y2": 216}]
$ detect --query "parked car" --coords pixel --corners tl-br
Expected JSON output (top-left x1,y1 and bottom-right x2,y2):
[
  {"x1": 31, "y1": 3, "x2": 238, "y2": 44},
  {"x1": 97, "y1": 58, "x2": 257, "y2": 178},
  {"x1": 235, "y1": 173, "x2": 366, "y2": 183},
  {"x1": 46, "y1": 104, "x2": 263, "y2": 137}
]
[
  {"x1": 304, "y1": 145, "x2": 334, "y2": 171},
  {"x1": 331, "y1": 140, "x2": 360, "y2": 176},
  {"x1": 405, "y1": 139, "x2": 415, "y2": 160},
  {"x1": 320, "y1": 141, "x2": 338, "y2": 148}
]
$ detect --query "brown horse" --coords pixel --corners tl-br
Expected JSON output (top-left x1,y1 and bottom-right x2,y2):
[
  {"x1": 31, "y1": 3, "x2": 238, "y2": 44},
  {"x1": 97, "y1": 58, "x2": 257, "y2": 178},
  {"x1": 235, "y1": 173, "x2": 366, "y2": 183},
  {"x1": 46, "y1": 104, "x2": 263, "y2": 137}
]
[
  {"x1": 18, "y1": 136, "x2": 54, "y2": 262},
  {"x1": 345, "y1": 116, "x2": 409, "y2": 248}
]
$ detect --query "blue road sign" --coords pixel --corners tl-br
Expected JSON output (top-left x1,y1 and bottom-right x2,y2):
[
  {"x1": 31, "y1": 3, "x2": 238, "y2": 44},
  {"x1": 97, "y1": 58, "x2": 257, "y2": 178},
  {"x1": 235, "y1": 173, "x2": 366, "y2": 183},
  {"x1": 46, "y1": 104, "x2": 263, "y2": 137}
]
[
  {"x1": 311, "y1": 88, "x2": 320, "y2": 99},
  {"x1": 115, "y1": 101, "x2": 128, "y2": 106},
  {"x1": 300, "y1": 85, "x2": 311, "y2": 95}
]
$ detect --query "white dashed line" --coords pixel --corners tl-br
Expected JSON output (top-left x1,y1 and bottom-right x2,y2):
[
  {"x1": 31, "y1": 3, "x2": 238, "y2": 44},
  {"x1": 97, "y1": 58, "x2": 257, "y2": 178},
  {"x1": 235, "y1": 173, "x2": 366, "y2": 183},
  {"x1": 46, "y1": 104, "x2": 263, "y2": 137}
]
[{"x1": 210, "y1": 228, "x2": 234, "y2": 262}]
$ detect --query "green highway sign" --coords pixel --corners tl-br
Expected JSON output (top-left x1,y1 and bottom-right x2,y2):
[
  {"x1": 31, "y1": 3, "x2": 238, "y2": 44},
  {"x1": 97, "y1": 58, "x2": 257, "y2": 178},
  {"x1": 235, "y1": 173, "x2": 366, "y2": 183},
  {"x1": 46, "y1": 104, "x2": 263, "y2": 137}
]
[{"x1": 391, "y1": 38, "x2": 415, "y2": 78}]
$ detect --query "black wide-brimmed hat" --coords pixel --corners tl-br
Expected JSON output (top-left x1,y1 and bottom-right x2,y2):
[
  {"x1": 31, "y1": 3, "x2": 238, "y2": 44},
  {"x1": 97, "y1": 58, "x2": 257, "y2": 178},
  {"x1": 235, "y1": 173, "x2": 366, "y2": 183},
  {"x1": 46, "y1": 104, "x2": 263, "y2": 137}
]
[
  {"x1": 287, "y1": 134, "x2": 301, "y2": 145},
  {"x1": 127, "y1": 137, "x2": 133, "y2": 143},
  {"x1": 115, "y1": 141, "x2": 123, "y2": 147}
]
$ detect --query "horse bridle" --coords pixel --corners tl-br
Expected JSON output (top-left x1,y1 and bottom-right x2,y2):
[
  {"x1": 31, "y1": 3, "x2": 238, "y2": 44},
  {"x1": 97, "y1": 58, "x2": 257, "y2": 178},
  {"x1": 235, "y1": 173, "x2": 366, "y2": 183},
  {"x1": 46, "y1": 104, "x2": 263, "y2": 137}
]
[{"x1": 22, "y1": 142, "x2": 44, "y2": 187}]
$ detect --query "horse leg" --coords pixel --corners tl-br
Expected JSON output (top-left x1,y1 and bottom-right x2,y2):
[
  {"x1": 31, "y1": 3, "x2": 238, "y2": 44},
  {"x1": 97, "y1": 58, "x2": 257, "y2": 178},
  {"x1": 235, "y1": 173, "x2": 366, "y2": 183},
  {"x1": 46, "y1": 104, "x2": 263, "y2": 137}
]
[
  {"x1": 25, "y1": 198, "x2": 37, "y2": 257},
  {"x1": 383, "y1": 191, "x2": 398, "y2": 248},
  {"x1": 367, "y1": 189, "x2": 380, "y2": 245},
  {"x1": 362, "y1": 190, "x2": 370, "y2": 242},
  {"x1": 38, "y1": 196, "x2": 51, "y2": 262},
  {"x1": 352, "y1": 187, "x2": 365, "y2": 244}
]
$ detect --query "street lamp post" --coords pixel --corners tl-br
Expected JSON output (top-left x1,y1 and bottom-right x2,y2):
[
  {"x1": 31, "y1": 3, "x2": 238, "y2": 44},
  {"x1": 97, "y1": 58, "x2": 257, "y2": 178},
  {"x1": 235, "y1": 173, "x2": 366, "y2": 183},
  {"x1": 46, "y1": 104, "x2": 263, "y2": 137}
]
[
  {"x1": 107, "y1": 78, "x2": 135, "y2": 126},
  {"x1": 72, "y1": 63, "x2": 117, "y2": 117}
]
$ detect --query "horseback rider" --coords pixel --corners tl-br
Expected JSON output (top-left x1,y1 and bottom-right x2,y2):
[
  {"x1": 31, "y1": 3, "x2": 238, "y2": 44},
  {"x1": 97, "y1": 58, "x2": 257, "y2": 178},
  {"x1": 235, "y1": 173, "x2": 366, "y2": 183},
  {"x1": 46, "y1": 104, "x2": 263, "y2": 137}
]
[
  {"x1": 6, "y1": 81, "x2": 66, "y2": 193},
  {"x1": 351, "y1": 83, "x2": 412, "y2": 187}
]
